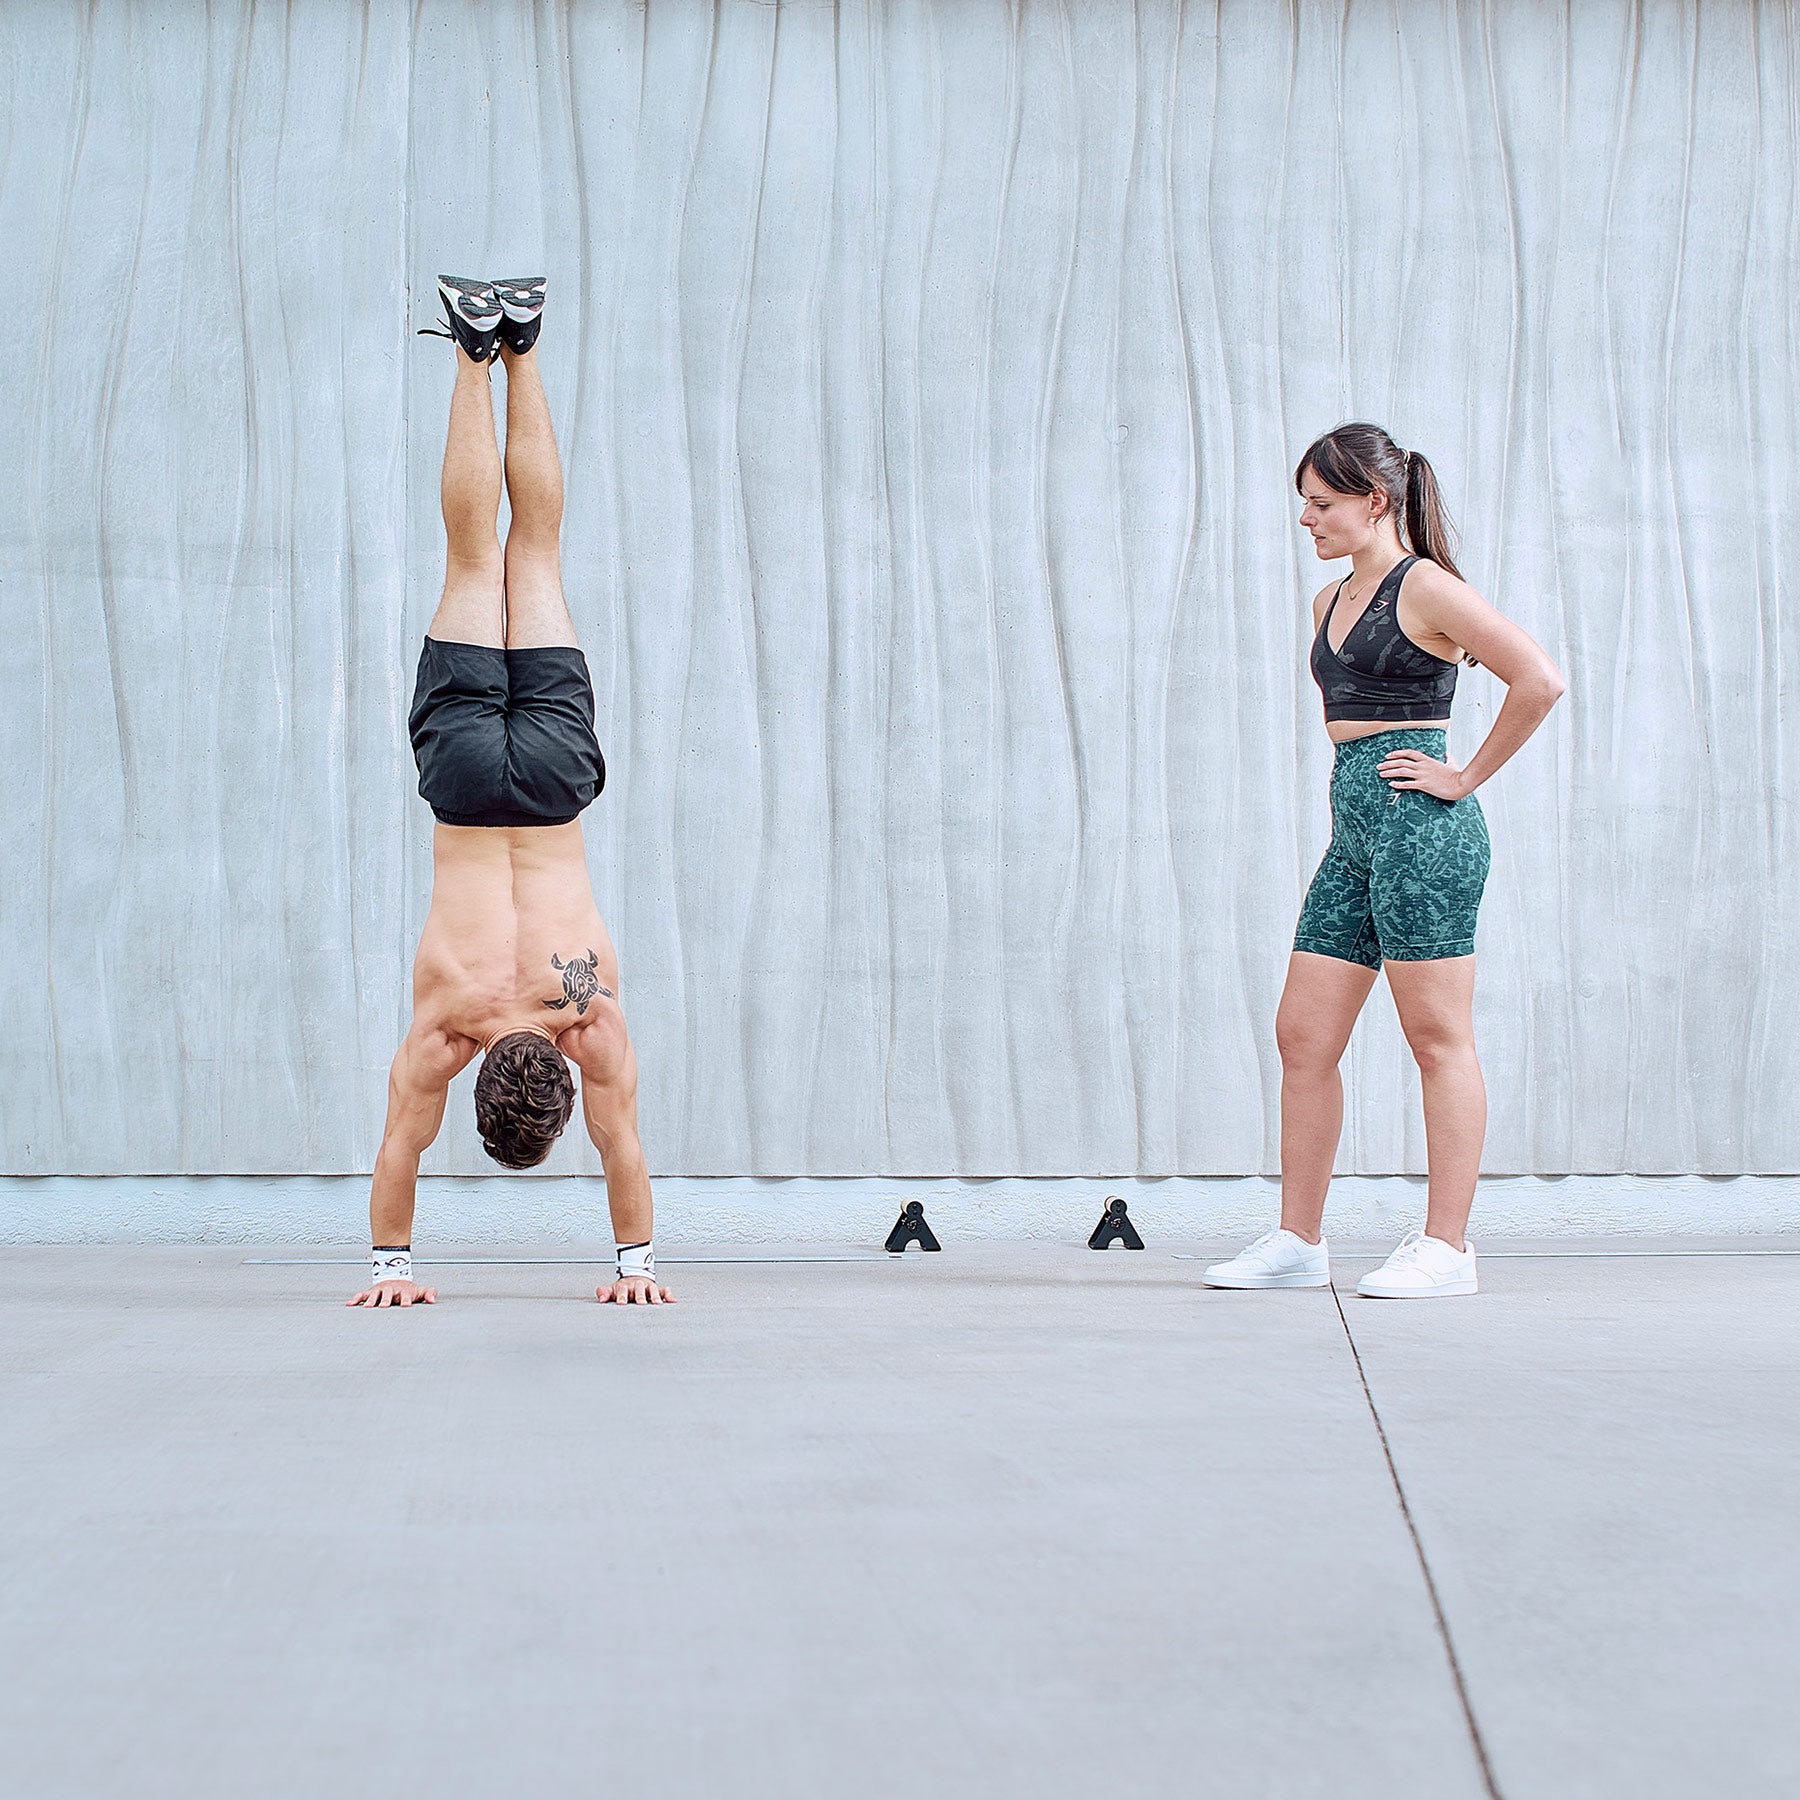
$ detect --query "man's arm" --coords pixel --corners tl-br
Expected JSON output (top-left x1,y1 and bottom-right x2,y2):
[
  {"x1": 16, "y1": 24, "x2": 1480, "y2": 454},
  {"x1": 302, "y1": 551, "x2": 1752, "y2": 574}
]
[
  {"x1": 347, "y1": 1025, "x2": 475, "y2": 1308},
  {"x1": 563, "y1": 1005, "x2": 674, "y2": 1307}
]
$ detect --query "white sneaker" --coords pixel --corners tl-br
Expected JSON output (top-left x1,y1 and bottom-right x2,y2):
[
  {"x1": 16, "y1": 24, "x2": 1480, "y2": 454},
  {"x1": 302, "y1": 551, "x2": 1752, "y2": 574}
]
[
  {"x1": 1357, "y1": 1230, "x2": 1478, "y2": 1298},
  {"x1": 1203, "y1": 1228, "x2": 1330, "y2": 1289}
]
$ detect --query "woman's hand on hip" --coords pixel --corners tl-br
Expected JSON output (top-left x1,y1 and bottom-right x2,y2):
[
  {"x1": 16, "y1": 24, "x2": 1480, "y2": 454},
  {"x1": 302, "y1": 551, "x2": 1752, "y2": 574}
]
[{"x1": 1378, "y1": 747, "x2": 1470, "y2": 801}]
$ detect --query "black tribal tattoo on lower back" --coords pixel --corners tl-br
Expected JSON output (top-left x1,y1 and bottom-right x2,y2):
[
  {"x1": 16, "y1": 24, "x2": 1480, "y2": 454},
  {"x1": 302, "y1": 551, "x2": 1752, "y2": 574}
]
[{"x1": 547, "y1": 950, "x2": 613, "y2": 1015}]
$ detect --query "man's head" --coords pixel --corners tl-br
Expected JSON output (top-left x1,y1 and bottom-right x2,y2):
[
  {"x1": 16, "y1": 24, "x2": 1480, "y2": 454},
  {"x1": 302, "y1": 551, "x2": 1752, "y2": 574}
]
[{"x1": 474, "y1": 1031, "x2": 576, "y2": 1168}]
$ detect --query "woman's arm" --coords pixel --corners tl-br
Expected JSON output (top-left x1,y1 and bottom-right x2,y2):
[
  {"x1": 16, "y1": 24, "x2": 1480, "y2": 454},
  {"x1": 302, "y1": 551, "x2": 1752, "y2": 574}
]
[{"x1": 1387, "y1": 563, "x2": 1567, "y2": 799}]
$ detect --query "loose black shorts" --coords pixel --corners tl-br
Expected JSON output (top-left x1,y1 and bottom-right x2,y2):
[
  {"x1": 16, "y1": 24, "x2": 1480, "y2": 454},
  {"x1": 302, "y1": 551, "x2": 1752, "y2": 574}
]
[{"x1": 408, "y1": 637, "x2": 606, "y2": 828}]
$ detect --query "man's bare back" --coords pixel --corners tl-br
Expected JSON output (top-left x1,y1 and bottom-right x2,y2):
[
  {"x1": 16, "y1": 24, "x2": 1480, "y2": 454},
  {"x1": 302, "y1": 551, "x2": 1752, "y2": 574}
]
[{"x1": 414, "y1": 821, "x2": 616, "y2": 1052}]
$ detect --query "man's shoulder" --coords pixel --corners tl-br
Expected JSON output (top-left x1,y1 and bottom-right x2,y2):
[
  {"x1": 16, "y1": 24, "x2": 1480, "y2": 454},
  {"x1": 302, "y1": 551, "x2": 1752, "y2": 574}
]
[{"x1": 397, "y1": 1019, "x2": 480, "y2": 1087}]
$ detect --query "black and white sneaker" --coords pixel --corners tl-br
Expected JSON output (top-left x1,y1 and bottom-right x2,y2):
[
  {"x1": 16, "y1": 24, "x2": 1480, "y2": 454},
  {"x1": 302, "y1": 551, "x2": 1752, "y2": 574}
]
[
  {"x1": 492, "y1": 276, "x2": 546, "y2": 354},
  {"x1": 418, "y1": 276, "x2": 504, "y2": 362}
]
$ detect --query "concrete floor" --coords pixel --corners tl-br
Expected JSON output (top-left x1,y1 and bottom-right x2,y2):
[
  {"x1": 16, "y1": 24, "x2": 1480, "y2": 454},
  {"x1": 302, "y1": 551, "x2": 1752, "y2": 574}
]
[{"x1": 1, "y1": 1243, "x2": 1796, "y2": 1799}]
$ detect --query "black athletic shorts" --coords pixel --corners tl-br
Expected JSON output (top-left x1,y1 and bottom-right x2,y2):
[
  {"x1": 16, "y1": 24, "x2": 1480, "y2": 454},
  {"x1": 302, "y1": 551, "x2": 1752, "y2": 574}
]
[{"x1": 408, "y1": 637, "x2": 606, "y2": 828}]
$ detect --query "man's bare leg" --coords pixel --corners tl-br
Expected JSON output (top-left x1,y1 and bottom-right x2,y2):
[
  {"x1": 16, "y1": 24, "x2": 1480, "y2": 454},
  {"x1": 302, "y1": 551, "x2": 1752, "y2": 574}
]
[
  {"x1": 495, "y1": 345, "x2": 663, "y2": 1302},
  {"x1": 498, "y1": 343, "x2": 578, "y2": 649},
  {"x1": 428, "y1": 347, "x2": 505, "y2": 648}
]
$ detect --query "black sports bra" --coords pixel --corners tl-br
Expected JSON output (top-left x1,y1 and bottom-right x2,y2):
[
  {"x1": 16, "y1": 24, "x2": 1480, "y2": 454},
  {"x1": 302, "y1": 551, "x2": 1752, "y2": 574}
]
[{"x1": 1309, "y1": 555, "x2": 1458, "y2": 723}]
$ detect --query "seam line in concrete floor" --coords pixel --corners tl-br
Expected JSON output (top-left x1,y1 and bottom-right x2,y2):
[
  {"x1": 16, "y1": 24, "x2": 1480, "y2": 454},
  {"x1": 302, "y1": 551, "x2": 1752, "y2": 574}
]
[
  {"x1": 252, "y1": 1248, "x2": 1800, "y2": 1267},
  {"x1": 1440, "y1": 1248, "x2": 1800, "y2": 1258},
  {"x1": 240, "y1": 1255, "x2": 891, "y2": 1265},
  {"x1": 1331, "y1": 1279, "x2": 1504, "y2": 1800}
]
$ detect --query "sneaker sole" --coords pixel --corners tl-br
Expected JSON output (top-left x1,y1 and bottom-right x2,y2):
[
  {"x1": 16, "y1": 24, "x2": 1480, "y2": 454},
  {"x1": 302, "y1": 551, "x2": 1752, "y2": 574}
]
[
  {"x1": 1356, "y1": 1278, "x2": 1478, "y2": 1299},
  {"x1": 1202, "y1": 1269, "x2": 1331, "y2": 1289}
]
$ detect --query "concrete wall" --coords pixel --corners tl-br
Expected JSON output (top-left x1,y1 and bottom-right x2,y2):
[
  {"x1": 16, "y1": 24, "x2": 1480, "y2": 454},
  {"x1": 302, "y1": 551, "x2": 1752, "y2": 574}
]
[{"x1": 3, "y1": 1, "x2": 1796, "y2": 1194}]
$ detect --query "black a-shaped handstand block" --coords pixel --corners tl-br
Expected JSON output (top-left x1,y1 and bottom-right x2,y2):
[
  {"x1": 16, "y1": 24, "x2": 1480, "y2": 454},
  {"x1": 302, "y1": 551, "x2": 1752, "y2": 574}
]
[
  {"x1": 885, "y1": 1199, "x2": 941, "y2": 1253},
  {"x1": 1088, "y1": 1195, "x2": 1144, "y2": 1250}
]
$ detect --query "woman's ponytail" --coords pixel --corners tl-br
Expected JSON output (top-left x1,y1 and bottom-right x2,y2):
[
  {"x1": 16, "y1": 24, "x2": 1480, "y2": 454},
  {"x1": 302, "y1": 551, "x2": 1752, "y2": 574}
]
[
  {"x1": 1297, "y1": 424, "x2": 1464, "y2": 584},
  {"x1": 1296, "y1": 424, "x2": 1470, "y2": 618},
  {"x1": 1403, "y1": 449, "x2": 1462, "y2": 580}
]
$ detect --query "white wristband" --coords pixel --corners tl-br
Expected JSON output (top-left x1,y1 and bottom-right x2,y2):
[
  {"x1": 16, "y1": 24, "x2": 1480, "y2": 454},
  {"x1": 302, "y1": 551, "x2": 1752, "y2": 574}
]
[
  {"x1": 371, "y1": 1247, "x2": 413, "y2": 1286},
  {"x1": 616, "y1": 1241, "x2": 655, "y2": 1283}
]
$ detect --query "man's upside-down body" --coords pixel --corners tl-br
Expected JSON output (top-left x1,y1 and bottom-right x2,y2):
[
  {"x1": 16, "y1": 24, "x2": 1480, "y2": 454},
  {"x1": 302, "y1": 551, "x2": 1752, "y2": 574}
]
[{"x1": 351, "y1": 276, "x2": 673, "y2": 1309}]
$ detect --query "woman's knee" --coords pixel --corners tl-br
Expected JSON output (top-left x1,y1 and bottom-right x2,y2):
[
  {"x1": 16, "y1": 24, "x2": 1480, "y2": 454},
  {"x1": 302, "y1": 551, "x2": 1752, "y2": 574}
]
[
  {"x1": 1386, "y1": 957, "x2": 1478, "y2": 1075},
  {"x1": 1403, "y1": 1020, "x2": 1477, "y2": 1076},
  {"x1": 1276, "y1": 1010, "x2": 1346, "y2": 1076}
]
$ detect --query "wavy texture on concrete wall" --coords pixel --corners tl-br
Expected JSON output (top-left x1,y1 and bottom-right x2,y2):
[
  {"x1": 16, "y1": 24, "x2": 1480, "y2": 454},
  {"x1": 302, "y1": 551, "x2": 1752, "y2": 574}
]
[{"x1": 2, "y1": 1, "x2": 1795, "y2": 1179}]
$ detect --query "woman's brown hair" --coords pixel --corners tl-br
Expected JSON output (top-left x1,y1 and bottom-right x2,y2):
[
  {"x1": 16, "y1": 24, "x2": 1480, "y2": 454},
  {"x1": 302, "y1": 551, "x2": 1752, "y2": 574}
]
[{"x1": 1295, "y1": 421, "x2": 1463, "y2": 580}]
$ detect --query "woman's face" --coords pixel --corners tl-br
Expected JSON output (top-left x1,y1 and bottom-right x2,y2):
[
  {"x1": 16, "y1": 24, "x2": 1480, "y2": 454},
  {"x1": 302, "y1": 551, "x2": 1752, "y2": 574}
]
[{"x1": 1298, "y1": 469, "x2": 1385, "y2": 561}]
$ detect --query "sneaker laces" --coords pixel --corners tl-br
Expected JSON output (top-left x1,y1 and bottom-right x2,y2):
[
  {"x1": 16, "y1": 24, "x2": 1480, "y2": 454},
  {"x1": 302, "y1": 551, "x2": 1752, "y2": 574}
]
[
  {"x1": 1384, "y1": 1229, "x2": 1428, "y2": 1267},
  {"x1": 416, "y1": 322, "x2": 501, "y2": 360}
]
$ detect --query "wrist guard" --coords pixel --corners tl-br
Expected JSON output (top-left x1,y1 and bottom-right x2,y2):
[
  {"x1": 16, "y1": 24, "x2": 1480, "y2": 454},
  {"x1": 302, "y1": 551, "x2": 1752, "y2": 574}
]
[{"x1": 371, "y1": 1246, "x2": 413, "y2": 1286}]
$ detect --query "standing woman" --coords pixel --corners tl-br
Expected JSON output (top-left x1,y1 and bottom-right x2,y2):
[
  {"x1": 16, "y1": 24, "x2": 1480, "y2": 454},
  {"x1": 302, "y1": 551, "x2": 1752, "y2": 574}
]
[{"x1": 1205, "y1": 423, "x2": 1565, "y2": 1298}]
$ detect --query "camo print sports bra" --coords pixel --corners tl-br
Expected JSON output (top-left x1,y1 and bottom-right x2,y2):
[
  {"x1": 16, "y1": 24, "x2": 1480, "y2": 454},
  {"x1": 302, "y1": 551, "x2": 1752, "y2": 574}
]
[{"x1": 1310, "y1": 555, "x2": 1459, "y2": 723}]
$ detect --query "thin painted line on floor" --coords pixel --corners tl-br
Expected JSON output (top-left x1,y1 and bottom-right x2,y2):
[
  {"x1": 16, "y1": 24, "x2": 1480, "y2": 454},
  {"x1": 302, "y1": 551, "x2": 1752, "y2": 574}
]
[
  {"x1": 1450, "y1": 1249, "x2": 1800, "y2": 1259},
  {"x1": 248, "y1": 1249, "x2": 1800, "y2": 1267},
  {"x1": 1330, "y1": 1281, "x2": 1504, "y2": 1800},
  {"x1": 1171, "y1": 1248, "x2": 1800, "y2": 1261},
  {"x1": 242, "y1": 1255, "x2": 889, "y2": 1267}
]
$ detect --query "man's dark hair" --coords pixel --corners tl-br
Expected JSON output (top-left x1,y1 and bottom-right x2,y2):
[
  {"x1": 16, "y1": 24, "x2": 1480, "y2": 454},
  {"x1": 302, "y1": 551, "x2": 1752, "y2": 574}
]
[{"x1": 474, "y1": 1031, "x2": 576, "y2": 1168}]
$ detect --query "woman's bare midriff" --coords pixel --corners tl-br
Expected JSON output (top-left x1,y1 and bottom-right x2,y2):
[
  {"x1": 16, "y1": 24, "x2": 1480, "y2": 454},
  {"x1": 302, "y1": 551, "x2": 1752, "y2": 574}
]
[
  {"x1": 411, "y1": 821, "x2": 616, "y2": 1046},
  {"x1": 1326, "y1": 717, "x2": 1451, "y2": 743}
]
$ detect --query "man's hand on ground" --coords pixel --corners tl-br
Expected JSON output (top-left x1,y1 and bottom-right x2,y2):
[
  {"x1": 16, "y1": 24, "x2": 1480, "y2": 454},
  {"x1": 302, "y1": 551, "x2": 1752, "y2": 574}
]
[
  {"x1": 347, "y1": 1280, "x2": 439, "y2": 1308},
  {"x1": 596, "y1": 1277, "x2": 676, "y2": 1306}
]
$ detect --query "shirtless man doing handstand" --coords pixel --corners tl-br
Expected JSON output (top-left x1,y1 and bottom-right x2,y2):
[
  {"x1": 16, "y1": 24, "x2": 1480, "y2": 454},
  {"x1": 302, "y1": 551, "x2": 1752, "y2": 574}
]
[{"x1": 350, "y1": 276, "x2": 672, "y2": 1309}]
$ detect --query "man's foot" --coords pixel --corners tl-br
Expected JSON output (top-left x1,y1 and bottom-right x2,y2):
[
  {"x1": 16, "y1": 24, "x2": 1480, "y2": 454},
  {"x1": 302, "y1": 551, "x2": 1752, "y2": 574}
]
[
  {"x1": 493, "y1": 276, "x2": 547, "y2": 355},
  {"x1": 419, "y1": 276, "x2": 504, "y2": 362},
  {"x1": 1203, "y1": 1227, "x2": 1330, "y2": 1289},
  {"x1": 1356, "y1": 1230, "x2": 1477, "y2": 1298}
]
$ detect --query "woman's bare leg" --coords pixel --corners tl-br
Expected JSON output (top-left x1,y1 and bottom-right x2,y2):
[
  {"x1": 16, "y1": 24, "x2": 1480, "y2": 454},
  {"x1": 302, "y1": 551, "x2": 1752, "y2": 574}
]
[
  {"x1": 1276, "y1": 951, "x2": 1379, "y2": 1241},
  {"x1": 498, "y1": 344, "x2": 578, "y2": 649},
  {"x1": 1385, "y1": 957, "x2": 1486, "y2": 1249},
  {"x1": 427, "y1": 348, "x2": 505, "y2": 647}
]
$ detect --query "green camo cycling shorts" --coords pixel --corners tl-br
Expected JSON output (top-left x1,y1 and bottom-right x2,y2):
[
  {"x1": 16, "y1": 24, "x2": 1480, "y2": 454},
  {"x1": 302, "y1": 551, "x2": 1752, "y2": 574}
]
[{"x1": 1294, "y1": 729, "x2": 1490, "y2": 968}]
